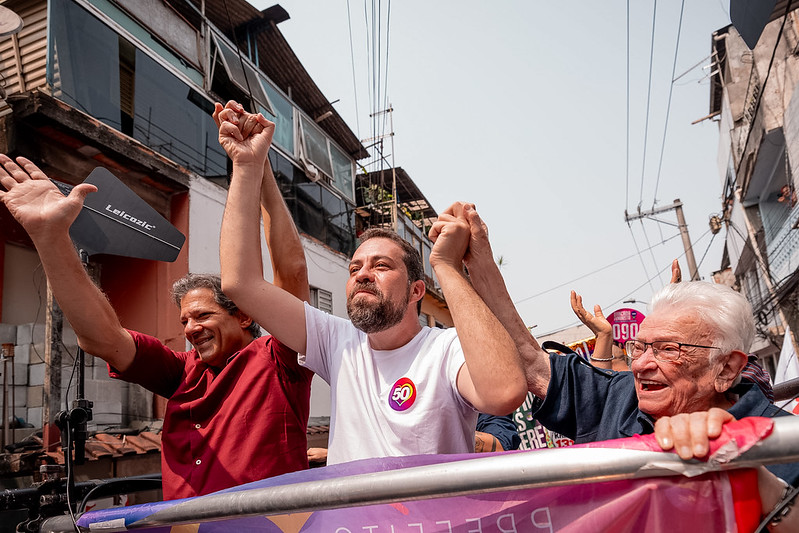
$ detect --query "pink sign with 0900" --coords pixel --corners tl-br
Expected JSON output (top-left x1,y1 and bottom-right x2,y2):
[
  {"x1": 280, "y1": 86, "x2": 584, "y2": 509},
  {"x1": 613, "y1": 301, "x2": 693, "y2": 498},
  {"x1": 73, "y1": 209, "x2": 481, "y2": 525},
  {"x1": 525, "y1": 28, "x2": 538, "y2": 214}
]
[{"x1": 608, "y1": 307, "x2": 645, "y2": 343}]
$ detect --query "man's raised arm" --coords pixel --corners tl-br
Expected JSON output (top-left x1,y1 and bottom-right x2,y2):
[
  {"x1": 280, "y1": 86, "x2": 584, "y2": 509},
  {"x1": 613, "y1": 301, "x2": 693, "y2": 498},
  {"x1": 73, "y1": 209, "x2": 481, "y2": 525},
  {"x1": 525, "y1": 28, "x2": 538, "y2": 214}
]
[
  {"x1": 452, "y1": 203, "x2": 551, "y2": 399},
  {"x1": 260, "y1": 160, "x2": 308, "y2": 303},
  {"x1": 215, "y1": 103, "x2": 307, "y2": 353},
  {"x1": 0, "y1": 156, "x2": 136, "y2": 370},
  {"x1": 428, "y1": 204, "x2": 526, "y2": 415}
]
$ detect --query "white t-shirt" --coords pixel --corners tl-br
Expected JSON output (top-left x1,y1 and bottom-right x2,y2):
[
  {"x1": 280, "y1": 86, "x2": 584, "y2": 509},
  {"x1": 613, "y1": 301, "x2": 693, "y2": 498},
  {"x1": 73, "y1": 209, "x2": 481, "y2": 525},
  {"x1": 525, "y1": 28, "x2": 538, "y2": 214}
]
[{"x1": 301, "y1": 303, "x2": 478, "y2": 465}]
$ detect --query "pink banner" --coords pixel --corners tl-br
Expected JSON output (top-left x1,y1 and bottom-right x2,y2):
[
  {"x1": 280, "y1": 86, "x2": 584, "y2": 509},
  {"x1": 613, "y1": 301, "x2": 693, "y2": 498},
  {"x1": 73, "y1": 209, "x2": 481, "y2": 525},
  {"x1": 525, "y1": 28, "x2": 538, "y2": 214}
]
[{"x1": 78, "y1": 419, "x2": 772, "y2": 532}]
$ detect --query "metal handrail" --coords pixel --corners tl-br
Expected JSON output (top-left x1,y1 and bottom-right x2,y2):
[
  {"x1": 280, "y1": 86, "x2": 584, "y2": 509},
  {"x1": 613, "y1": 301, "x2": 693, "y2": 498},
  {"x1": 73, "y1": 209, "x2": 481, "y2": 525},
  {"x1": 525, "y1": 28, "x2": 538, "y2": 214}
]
[
  {"x1": 774, "y1": 377, "x2": 799, "y2": 403},
  {"x1": 41, "y1": 416, "x2": 799, "y2": 532}
]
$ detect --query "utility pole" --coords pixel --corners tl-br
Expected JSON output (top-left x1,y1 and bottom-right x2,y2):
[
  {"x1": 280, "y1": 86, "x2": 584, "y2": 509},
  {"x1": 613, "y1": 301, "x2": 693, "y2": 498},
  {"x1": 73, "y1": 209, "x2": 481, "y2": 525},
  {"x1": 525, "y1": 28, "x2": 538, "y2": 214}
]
[
  {"x1": 43, "y1": 282, "x2": 63, "y2": 452},
  {"x1": 364, "y1": 106, "x2": 397, "y2": 231},
  {"x1": 624, "y1": 199, "x2": 700, "y2": 281}
]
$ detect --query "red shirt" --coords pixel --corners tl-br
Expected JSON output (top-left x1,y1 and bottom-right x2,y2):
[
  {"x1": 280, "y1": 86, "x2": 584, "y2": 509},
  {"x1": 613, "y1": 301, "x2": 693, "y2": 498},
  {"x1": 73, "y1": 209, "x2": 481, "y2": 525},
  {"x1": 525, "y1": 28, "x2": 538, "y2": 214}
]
[{"x1": 110, "y1": 331, "x2": 312, "y2": 499}]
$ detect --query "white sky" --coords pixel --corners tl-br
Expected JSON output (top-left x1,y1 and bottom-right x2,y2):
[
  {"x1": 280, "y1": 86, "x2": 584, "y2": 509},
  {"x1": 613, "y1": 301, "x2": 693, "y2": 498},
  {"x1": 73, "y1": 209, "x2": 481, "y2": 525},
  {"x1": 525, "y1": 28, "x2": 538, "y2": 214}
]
[{"x1": 251, "y1": 0, "x2": 734, "y2": 336}]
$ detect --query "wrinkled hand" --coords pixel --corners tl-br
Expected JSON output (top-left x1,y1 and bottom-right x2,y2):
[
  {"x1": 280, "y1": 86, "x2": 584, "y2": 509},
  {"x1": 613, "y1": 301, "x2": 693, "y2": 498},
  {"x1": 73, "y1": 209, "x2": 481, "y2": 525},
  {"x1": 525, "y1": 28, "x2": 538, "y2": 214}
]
[
  {"x1": 428, "y1": 203, "x2": 472, "y2": 270},
  {"x1": 442, "y1": 202, "x2": 496, "y2": 270},
  {"x1": 213, "y1": 100, "x2": 274, "y2": 168},
  {"x1": 0, "y1": 155, "x2": 96, "y2": 238},
  {"x1": 570, "y1": 291, "x2": 612, "y2": 336},
  {"x1": 654, "y1": 408, "x2": 734, "y2": 460},
  {"x1": 670, "y1": 259, "x2": 682, "y2": 283}
]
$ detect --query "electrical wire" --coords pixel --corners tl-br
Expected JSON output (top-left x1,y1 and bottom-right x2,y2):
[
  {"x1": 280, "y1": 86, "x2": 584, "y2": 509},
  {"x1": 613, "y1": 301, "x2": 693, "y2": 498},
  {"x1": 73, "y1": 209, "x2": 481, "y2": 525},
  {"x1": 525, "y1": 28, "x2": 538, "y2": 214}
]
[
  {"x1": 727, "y1": 219, "x2": 784, "y2": 292},
  {"x1": 735, "y1": 0, "x2": 793, "y2": 175},
  {"x1": 376, "y1": 0, "x2": 382, "y2": 141},
  {"x1": 694, "y1": 227, "x2": 718, "y2": 272},
  {"x1": 672, "y1": 52, "x2": 714, "y2": 83},
  {"x1": 380, "y1": 1, "x2": 392, "y2": 139},
  {"x1": 64, "y1": 342, "x2": 79, "y2": 412},
  {"x1": 627, "y1": 222, "x2": 656, "y2": 293},
  {"x1": 625, "y1": 0, "x2": 630, "y2": 211},
  {"x1": 651, "y1": 0, "x2": 685, "y2": 206},
  {"x1": 725, "y1": 218, "x2": 799, "y2": 321},
  {"x1": 513, "y1": 231, "x2": 681, "y2": 305},
  {"x1": 639, "y1": 218, "x2": 665, "y2": 286},
  {"x1": 536, "y1": 228, "x2": 714, "y2": 337},
  {"x1": 369, "y1": 0, "x2": 377, "y2": 149},
  {"x1": 363, "y1": 0, "x2": 373, "y2": 144},
  {"x1": 78, "y1": 477, "x2": 162, "y2": 514},
  {"x1": 533, "y1": 259, "x2": 670, "y2": 337},
  {"x1": 346, "y1": 0, "x2": 362, "y2": 142},
  {"x1": 638, "y1": 0, "x2": 659, "y2": 209}
]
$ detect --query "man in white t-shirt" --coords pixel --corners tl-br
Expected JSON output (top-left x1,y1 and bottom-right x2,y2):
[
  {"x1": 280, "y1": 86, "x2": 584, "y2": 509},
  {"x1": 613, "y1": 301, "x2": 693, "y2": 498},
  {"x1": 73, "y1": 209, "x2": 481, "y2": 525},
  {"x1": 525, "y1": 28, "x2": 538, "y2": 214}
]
[{"x1": 216, "y1": 102, "x2": 526, "y2": 464}]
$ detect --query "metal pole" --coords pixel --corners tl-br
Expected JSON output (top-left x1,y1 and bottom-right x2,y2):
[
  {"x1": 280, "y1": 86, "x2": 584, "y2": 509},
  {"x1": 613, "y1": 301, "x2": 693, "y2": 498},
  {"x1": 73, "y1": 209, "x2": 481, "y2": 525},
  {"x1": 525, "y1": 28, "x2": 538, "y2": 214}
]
[
  {"x1": 624, "y1": 199, "x2": 699, "y2": 280},
  {"x1": 388, "y1": 105, "x2": 397, "y2": 233},
  {"x1": 43, "y1": 416, "x2": 799, "y2": 531},
  {"x1": 43, "y1": 280, "x2": 64, "y2": 451},
  {"x1": 774, "y1": 376, "x2": 799, "y2": 402},
  {"x1": 10, "y1": 344, "x2": 14, "y2": 445},
  {"x1": 2, "y1": 352, "x2": 7, "y2": 449},
  {"x1": 673, "y1": 199, "x2": 699, "y2": 281}
]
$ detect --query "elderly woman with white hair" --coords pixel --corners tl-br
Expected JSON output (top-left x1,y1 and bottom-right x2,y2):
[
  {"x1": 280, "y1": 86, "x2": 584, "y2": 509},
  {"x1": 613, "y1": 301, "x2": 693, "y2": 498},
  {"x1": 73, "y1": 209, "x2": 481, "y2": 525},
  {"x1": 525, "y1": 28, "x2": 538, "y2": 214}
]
[
  {"x1": 452, "y1": 202, "x2": 799, "y2": 531},
  {"x1": 541, "y1": 282, "x2": 795, "y2": 530}
]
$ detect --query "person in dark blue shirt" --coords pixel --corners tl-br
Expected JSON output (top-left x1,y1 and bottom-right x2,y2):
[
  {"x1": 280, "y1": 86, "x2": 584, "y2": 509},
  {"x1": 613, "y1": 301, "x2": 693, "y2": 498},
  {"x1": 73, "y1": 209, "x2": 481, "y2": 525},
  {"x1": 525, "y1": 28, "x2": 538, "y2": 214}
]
[
  {"x1": 475, "y1": 413, "x2": 521, "y2": 452},
  {"x1": 440, "y1": 202, "x2": 799, "y2": 532}
]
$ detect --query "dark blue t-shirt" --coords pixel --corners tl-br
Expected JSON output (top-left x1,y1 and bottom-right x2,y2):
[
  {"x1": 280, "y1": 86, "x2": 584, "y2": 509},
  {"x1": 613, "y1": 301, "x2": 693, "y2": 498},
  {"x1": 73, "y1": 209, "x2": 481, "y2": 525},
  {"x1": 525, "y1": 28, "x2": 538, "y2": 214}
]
[{"x1": 477, "y1": 413, "x2": 521, "y2": 451}]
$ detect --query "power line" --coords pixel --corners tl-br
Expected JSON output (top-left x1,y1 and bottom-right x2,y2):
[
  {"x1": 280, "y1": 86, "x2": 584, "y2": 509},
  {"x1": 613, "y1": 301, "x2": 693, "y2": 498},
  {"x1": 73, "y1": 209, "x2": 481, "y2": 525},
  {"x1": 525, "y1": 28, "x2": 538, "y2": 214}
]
[
  {"x1": 625, "y1": 0, "x2": 630, "y2": 210},
  {"x1": 734, "y1": 0, "x2": 792, "y2": 177},
  {"x1": 536, "y1": 264, "x2": 667, "y2": 338},
  {"x1": 627, "y1": 222, "x2": 656, "y2": 293},
  {"x1": 345, "y1": 0, "x2": 361, "y2": 142},
  {"x1": 652, "y1": 0, "x2": 685, "y2": 206},
  {"x1": 638, "y1": 0, "x2": 659, "y2": 209},
  {"x1": 376, "y1": 0, "x2": 382, "y2": 140},
  {"x1": 672, "y1": 52, "x2": 714, "y2": 83},
  {"x1": 363, "y1": 0, "x2": 373, "y2": 146},
  {"x1": 694, "y1": 227, "x2": 718, "y2": 272},
  {"x1": 536, "y1": 227, "x2": 714, "y2": 337},
  {"x1": 513, "y1": 231, "x2": 682, "y2": 305},
  {"x1": 380, "y1": 1, "x2": 392, "y2": 139},
  {"x1": 639, "y1": 217, "x2": 665, "y2": 286}
]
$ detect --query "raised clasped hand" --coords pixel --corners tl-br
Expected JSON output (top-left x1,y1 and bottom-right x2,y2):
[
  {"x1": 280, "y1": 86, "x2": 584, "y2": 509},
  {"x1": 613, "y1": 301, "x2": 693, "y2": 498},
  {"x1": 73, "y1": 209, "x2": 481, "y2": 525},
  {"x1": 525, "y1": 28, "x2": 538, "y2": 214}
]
[
  {"x1": 428, "y1": 203, "x2": 473, "y2": 270},
  {"x1": 431, "y1": 202, "x2": 495, "y2": 269},
  {"x1": 213, "y1": 100, "x2": 275, "y2": 169}
]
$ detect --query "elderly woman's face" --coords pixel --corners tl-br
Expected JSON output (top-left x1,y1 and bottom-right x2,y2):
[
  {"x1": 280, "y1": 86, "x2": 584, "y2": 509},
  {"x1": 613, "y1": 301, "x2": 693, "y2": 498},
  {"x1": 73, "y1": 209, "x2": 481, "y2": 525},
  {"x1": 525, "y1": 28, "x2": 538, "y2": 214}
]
[{"x1": 630, "y1": 310, "x2": 727, "y2": 419}]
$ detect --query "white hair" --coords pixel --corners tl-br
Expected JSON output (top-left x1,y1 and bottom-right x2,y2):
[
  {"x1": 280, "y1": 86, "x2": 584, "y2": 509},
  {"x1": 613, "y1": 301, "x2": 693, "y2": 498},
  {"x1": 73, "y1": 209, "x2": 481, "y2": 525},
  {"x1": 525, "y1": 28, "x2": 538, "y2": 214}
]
[{"x1": 649, "y1": 281, "x2": 755, "y2": 354}]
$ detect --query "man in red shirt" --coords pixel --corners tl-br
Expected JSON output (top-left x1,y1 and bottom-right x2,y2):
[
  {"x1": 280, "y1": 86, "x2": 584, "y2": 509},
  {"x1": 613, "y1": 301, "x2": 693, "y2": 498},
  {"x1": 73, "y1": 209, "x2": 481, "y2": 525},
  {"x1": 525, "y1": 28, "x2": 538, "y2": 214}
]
[
  {"x1": 108, "y1": 273, "x2": 312, "y2": 498},
  {"x1": 0, "y1": 110, "x2": 311, "y2": 498}
]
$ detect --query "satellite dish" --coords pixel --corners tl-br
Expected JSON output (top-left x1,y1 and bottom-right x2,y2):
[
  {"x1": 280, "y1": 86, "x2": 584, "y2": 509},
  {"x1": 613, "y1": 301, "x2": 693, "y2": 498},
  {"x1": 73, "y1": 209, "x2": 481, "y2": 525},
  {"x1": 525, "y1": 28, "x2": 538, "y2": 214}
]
[{"x1": 0, "y1": 6, "x2": 23, "y2": 38}]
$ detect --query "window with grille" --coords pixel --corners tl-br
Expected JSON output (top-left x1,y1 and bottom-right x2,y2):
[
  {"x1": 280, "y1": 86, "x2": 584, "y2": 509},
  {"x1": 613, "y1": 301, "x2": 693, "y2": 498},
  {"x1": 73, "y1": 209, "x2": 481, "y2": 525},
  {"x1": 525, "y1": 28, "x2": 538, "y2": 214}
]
[{"x1": 310, "y1": 287, "x2": 333, "y2": 314}]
